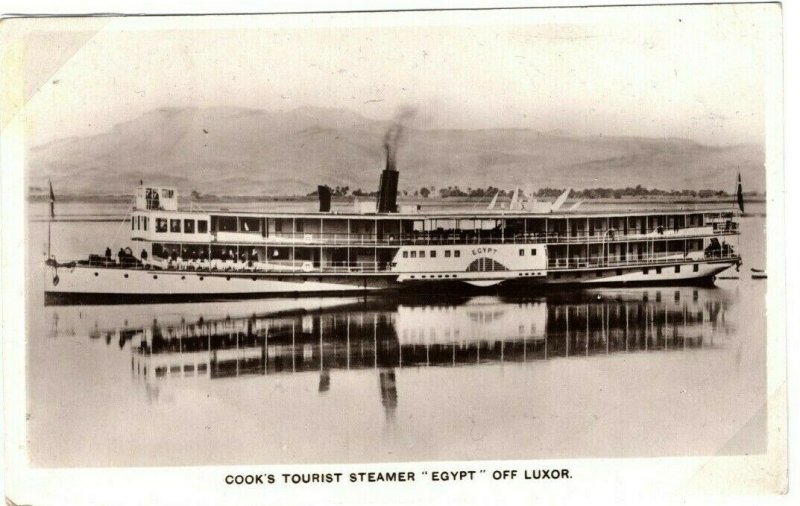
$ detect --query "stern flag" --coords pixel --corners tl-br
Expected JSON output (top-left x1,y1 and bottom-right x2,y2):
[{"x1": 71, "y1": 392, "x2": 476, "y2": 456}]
[
  {"x1": 736, "y1": 173, "x2": 744, "y2": 213},
  {"x1": 48, "y1": 179, "x2": 55, "y2": 219}
]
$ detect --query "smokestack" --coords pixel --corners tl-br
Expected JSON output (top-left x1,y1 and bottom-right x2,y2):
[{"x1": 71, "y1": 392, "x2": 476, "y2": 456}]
[
  {"x1": 376, "y1": 108, "x2": 415, "y2": 213},
  {"x1": 317, "y1": 185, "x2": 331, "y2": 212},
  {"x1": 377, "y1": 124, "x2": 402, "y2": 213},
  {"x1": 376, "y1": 168, "x2": 399, "y2": 213}
]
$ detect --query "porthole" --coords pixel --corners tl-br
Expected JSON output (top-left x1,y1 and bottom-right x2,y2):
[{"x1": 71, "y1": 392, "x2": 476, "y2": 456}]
[
  {"x1": 199, "y1": 276, "x2": 204, "y2": 281},
  {"x1": 226, "y1": 276, "x2": 231, "y2": 281},
  {"x1": 124, "y1": 273, "x2": 129, "y2": 278},
  {"x1": 94, "y1": 272, "x2": 99, "y2": 276},
  {"x1": 181, "y1": 275, "x2": 186, "y2": 280},
  {"x1": 153, "y1": 275, "x2": 158, "y2": 279},
  {"x1": 252, "y1": 277, "x2": 257, "y2": 281}
]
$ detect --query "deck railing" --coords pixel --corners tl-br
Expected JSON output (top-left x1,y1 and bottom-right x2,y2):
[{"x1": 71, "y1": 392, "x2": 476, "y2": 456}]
[
  {"x1": 76, "y1": 256, "x2": 394, "y2": 274},
  {"x1": 547, "y1": 250, "x2": 739, "y2": 270},
  {"x1": 234, "y1": 225, "x2": 738, "y2": 247},
  {"x1": 72, "y1": 249, "x2": 738, "y2": 276}
]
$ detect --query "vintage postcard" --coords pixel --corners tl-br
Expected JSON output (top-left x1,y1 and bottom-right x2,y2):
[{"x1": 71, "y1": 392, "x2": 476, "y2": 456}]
[{"x1": 1, "y1": 2, "x2": 787, "y2": 504}]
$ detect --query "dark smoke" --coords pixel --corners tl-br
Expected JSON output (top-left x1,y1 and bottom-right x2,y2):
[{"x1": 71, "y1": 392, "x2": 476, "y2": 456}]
[{"x1": 383, "y1": 107, "x2": 416, "y2": 171}]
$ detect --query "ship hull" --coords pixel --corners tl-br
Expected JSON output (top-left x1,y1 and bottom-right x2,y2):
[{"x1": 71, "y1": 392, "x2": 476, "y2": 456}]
[{"x1": 44, "y1": 259, "x2": 736, "y2": 305}]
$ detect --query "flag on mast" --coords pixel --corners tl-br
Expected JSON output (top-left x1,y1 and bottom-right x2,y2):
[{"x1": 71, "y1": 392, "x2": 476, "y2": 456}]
[
  {"x1": 736, "y1": 173, "x2": 744, "y2": 213},
  {"x1": 48, "y1": 179, "x2": 55, "y2": 219}
]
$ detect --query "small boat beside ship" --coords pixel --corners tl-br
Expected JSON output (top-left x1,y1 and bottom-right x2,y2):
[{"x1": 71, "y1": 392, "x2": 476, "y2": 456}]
[{"x1": 43, "y1": 146, "x2": 744, "y2": 304}]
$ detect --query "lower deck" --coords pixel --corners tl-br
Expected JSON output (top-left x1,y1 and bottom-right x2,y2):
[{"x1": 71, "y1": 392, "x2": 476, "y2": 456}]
[{"x1": 44, "y1": 256, "x2": 737, "y2": 305}]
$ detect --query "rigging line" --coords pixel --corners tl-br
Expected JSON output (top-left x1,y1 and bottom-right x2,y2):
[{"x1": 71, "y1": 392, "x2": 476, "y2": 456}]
[{"x1": 109, "y1": 199, "x2": 134, "y2": 251}]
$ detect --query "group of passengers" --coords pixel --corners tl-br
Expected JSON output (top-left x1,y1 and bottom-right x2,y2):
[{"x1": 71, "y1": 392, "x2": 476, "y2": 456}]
[
  {"x1": 91, "y1": 246, "x2": 142, "y2": 268},
  {"x1": 147, "y1": 248, "x2": 265, "y2": 272}
]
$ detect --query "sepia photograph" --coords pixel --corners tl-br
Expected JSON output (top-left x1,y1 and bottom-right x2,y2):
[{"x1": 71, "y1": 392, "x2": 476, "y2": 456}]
[{"x1": 1, "y1": 1, "x2": 788, "y2": 503}]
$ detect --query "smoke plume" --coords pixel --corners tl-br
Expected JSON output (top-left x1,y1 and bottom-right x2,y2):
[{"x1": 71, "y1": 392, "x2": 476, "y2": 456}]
[{"x1": 383, "y1": 107, "x2": 416, "y2": 171}]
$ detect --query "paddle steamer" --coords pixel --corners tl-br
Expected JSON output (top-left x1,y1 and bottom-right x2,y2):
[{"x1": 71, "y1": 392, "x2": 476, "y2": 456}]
[{"x1": 43, "y1": 154, "x2": 742, "y2": 304}]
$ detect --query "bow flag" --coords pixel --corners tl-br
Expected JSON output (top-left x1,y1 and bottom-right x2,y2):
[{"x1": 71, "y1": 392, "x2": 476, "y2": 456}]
[
  {"x1": 736, "y1": 173, "x2": 744, "y2": 213},
  {"x1": 49, "y1": 179, "x2": 55, "y2": 219}
]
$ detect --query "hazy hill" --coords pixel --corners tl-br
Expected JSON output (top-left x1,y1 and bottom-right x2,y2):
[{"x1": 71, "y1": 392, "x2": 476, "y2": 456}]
[{"x1": 27, "y1": 106, "x2": 765, "y2": 196}]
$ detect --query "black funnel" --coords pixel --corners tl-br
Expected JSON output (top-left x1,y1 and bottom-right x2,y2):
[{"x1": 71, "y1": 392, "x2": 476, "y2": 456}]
[
  {"x1": 376, "y1": 144, "x2": 399, "y2": 214},
  {"x1": 317, "y1": 185, "x2": 331, "y2": 212}
]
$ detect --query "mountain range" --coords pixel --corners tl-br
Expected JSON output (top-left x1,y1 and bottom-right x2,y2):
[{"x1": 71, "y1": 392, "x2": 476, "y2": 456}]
[{"x1": 27, "y1": 106, "x2": 765, "y2": 196}]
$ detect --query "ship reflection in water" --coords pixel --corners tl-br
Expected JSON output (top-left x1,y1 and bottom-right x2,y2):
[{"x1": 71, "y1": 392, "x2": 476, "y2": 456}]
[{"x1": 81, "y1": 287, "x2": 734, "y2": 417}]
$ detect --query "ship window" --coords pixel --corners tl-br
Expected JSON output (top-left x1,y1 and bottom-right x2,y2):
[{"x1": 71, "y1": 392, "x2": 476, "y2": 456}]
[
  {"x1": 675, "y1": 266, "x2": 680, "y2": 273},
  {"x1": 184, "y1": 219, "x2": 195, "y2": 233},
  {"x1": 240, "y1": 217, "x2": 261, "y2": 233},
  {"x1": 295, "y1": 220, "x2": 304, "y2": 233},
  {"x1": 430, "y1": 250, "x2": 437, "y2": 258},
  {"x1": 519, "y1": 249, "x2": 525, "y2": 256},
  {"x1": 217, "y1": 216, "x2": 237, "y2": 232},
  {"x1": 170, "y1": 219, "x2": 181, "y2": 233},
  {"x1": 445, "y1": 250, "x2": 451, "y2": 258},
  {"x1": 596, "y1": 271, "x2": 603, "y2": 277},
  {"x1": 419, "y1": 251, "x2": 425, "y2": 258},
  {"x1": 411, "y1": 251, "x2": 417, "y2": 258},
  {"x1": 197, "y1": 220, "x2": 207, "y2": 233},
  {"x1": 155, "y1": 218, "x2": 167, "y2": 233},
  {"x1": 275, "y1": 219, "x2": 283, "y2": 232},
  {"x1": 531, "y1": 249, "x2": 537, "y2": 256},
  {"x1": 131, "y1": 217, "x2": 135, "y2": 231},
  {"x1": 643, "y1": 268, "x2": 649, "y2": 275},
  {"x1": 656, "y1": 267, "x2": 662, "y2": 274},
  {"x1": 402, "y1": 251, "x2": 408, "y2": 258},
  {"x1": 454, "y1": 250, "x2": 461, "y2": 258},
  {"x1": 144, "y1": 217, "x2": 148, "y2": 231},
  {"x1": 616, "y1": 269, "x2": 623, "y2": 276},
  {"x1": 693, "y1": 264, "x2": 699, "y2": 272}
]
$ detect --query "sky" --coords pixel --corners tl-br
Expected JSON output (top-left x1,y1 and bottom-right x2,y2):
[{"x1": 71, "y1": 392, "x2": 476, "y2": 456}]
[{"x1": 14, "y1": 3, "x2": 780, "y2": 147}]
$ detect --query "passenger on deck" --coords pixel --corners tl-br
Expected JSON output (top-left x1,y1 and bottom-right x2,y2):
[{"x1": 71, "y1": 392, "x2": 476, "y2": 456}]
[
  {"x1": 105, "y1": 247, "x2": 112, "y2": 261},
  {"x1": 141, "y1": 249, "x2": 148, "y2": 263}
]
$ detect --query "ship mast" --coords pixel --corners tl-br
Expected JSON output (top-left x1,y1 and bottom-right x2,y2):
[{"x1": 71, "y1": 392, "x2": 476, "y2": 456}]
[{"x1": 47, "y1": 179, "x2": 55, "y2": 259}]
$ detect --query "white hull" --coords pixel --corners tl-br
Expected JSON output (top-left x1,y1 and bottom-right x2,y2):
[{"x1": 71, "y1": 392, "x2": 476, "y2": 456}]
[{"x1": 44, "y1": 258, "x2": 737, "y2": 304}]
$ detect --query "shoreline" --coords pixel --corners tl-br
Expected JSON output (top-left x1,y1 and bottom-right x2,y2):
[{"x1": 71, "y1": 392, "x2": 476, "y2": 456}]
[{"x1": 27, "y1": 194, "x2": 766, "y2": 205}]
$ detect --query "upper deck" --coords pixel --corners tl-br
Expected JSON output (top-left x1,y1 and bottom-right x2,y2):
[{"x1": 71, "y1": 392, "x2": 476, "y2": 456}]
[{"x1": 130, "y1": 186, "x2": 740, "y2": 247}]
